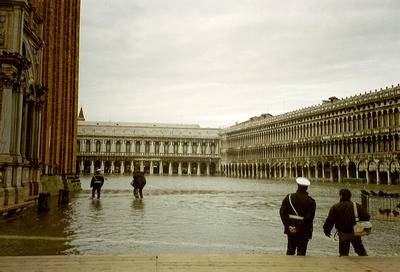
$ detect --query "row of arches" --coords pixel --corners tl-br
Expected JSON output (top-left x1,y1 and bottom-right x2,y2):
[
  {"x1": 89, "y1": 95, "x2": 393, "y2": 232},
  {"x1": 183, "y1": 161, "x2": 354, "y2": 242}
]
[
  {"x1": 78, "y1": 159, "x2": 218, "y2": 176},
  {"x1": 222, "y1": 159, "x2": 400, "y2": 185},
  {"x1": 227, "y1": 134, "x2": 400, "y2": 161}
]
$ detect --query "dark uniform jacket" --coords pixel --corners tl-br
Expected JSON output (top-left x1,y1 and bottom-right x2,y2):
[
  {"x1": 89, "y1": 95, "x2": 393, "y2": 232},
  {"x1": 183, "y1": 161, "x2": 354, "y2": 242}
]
[
  {"x1": 90, "y1": 175, "x2": 104, "y2": 188},
  {"x1": 323, "y1": 200, "x2": 370, "y2": 235},
  {"x1": 280, "y1": 189, "x2": 316, "y2": 239}
]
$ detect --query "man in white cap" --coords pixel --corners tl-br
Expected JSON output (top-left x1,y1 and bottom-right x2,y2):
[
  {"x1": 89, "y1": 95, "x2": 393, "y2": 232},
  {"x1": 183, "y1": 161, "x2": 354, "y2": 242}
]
[
  {"x1": 90, "y1": 169, "x2": 105, "y2": 199},
  {"x1": 280, "y1": 177, "x2": 316, "y2": 256}
]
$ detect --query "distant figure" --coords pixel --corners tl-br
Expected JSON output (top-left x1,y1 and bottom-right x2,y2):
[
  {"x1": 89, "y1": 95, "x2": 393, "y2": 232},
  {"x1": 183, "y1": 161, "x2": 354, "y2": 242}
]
[
  {"x1": 280, "y1": 177, "x2": 316, "y2": 256},
  {"x1": 323, "y1": 188, "x2": 370, "y2": 256},
  {"x1": 131, "y1": 171, "x2": 146, "y2": 198},
  {"x1": 90, "y1": 169, "x2": 104, "y2": 199}
]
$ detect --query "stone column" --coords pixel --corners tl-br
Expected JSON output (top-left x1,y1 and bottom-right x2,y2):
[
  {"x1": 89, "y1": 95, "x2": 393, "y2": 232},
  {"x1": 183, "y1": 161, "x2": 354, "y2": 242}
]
[
  {"x1": 140, "y1": 160, "x2": 144, "y2": 172},
  {"x1": 101, "y1": 139, "x2": 106, "y2": 152},
  {"x1": 188, "y1": 162, "x2": 192, "y2": 175},
  {"x1": 322, "y1": 163, "x2": 325, "y2": 179},
  {"x1": 121, "y1": 161, "x2": 125, "y2": 174},
  {"x1": 387, "y1": 169, "x2": 391, "y2": 185},
  {"x1": 121, "y1": 140, "x2": 126, "y2": 153},
  {"x1": 111, "y1": 161, "x2": 115, "y2": 173},
  {"x1": 197, "y1": 143, "x2": 202, "y2": 154},
  {"x1": 91, "y1": 140, "x2": 96, "y2": 154},
  {"x1": 159, "y1": 161, "x2": 163, "y2": 175},
  {"x1": 159, "y1": 142, "x2": 164, "y2": 154},
  {"x1": 356, "y1": 165, "x2": 359, "y2": 179},
  {"x1": 90, "y1": 161, "x2": 94, "y2": 174},
  {"x1": 131, "y1": 140, "x2": 136, "y2": 153},
  {"x1": 206, "y1": 143, "x2": 211, "y2": 154},
  {"x1": 330, "y1": 166, "x2": 334, "y2": 182},
  {"x1": 80, "y1": 160, "x2": 84, "y2": 173},
  {"x1": 150, "y1": 141, "x2": 155, "y2": 154},
  {"x1": 178, "y1": 142, "x2": 183, "y2": 154},
  {"x1": 346, "y1": 164, "x2": 350, "y2": 178},
  {"x1": 188, "y1": 142, "x2": 193, "y2": 154},
  {"x1": 0, "y1": 86, "x2": 12, "y2": 153},
  {"x1": 130, "y1": 161, "x2": 134, "y2": 173},
  {"x1": 168, "y1": 142, "x2": 174, "y2": 154},
  {"x1": 376, "y1": 170, "x2": 380, "y2": 185},
  {"x1": 206, "y1": 163, "x2": 210, "y2": 176},
  {"x1": 169, "y1": 162, "x2": 172, "y2": 175},
  {"x1": 140, "y1": 141, "x2": 145, "y2": 154},
  {"x1": 111, "y1": 140, "x2": 116, "y2": 153},
  {"x1": 101, "y1": 161, "x2": 105, "y2": 172},
  {"x1": 197, "y1": 162, "x2": 201, "y2": 176},
  {"x1": 178, "y1": 162, "x2": 182, "y2": 176},
  {"x1": 314, "y1": 165, "x2": 317, "y2": 180},
  {"x1": 150, "y1": 161, "x2": 153, "y2": 175},
  {"x1": 338, "y1": 167, "x2": 342, "y2": 183},
  {"x1": 12, "y1": 88, "x2": 24, "y2": 155}
]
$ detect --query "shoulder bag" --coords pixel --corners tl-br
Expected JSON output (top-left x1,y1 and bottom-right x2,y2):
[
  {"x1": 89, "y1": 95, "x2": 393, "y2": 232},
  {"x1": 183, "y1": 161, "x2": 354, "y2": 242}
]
[{"x1": 353, "y1": 202, "x2": 372, "y2": 236}]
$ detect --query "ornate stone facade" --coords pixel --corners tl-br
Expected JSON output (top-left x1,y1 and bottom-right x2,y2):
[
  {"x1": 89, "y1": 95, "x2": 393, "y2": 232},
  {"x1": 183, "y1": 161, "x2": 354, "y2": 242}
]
[
  {"x1": 0, "y1": 1, "x2": 46, "y2": 211},
  {"x1": 77, "y1": 120, "x2": 220, "y2": 176},
  {"x1": 220, "y1": 85, "x2": 400, "y2": 185}
]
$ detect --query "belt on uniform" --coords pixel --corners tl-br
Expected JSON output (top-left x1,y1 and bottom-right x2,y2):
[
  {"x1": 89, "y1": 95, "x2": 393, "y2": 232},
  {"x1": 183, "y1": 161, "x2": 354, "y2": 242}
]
[{"x1": 289, "y1": 214, "x2": 304, "y2": 220}]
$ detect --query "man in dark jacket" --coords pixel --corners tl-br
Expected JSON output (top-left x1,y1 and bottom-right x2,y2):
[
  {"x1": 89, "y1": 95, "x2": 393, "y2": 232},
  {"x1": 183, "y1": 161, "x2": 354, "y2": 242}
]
[
  {"x1": 132, "y1": 171, "x2": 146, "y2": 198},
  {"x1": 280, "y1": 177, "x2": 316, "y2": 256},
  {"x1": 323, "y1": 188, "x2": 370, "y2": 256},
  {"x1": 90, "y1": 169, "x2": 104, "y2": 199}
]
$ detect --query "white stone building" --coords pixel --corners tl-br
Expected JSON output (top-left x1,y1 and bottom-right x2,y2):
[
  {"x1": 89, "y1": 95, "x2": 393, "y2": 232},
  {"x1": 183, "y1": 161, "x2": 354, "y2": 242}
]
[{"x1": 77, "y1": 119, "x2": 221, "y2": 176}]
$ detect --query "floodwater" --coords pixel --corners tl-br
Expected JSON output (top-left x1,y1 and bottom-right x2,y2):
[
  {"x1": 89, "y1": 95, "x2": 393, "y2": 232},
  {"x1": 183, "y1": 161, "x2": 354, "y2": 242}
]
[{"x1": 0, "y1": 176, "x2": 399, "y2": 256}]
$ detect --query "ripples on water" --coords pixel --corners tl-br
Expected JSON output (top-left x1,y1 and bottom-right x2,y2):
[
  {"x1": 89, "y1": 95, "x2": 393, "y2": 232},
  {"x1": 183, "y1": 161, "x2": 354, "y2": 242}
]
[{"x1": 0, "y1": 176, "x2": 399, "y2": 256}]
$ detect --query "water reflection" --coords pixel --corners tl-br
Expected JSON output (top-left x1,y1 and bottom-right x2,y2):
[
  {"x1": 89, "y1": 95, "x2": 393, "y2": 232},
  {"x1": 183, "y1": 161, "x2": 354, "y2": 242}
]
[
  {"x1": 132, "y1": 199, "x2": 144, "y2": 210},
  {"x1": 90, "y1": 199, "x2": 102, "y2": 210},
  {"x1": 0, "y1": 176, "x2": 399, "y2": 256}
]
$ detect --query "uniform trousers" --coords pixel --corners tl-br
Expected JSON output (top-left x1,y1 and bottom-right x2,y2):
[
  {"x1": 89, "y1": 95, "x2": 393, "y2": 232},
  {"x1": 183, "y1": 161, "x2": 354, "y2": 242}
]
[{"x1": 286, "y1": 234, "x2": 309, "y2": 256}]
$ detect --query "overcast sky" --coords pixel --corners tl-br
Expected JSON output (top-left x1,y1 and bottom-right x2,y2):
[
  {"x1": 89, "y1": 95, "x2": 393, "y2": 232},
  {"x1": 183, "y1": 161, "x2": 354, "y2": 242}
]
[{"x1": 79, "y1": 0, "x2": 400, "y2": 128}]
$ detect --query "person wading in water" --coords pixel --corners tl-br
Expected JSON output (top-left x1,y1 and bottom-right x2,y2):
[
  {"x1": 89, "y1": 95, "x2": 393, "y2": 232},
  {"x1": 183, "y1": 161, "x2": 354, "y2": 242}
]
[
  {"x1": 131, "y1": 171, "x2": 146, "y2": 198},
  {"x1": 90, "y1": 169, "x2": 104, "y2": 199}
]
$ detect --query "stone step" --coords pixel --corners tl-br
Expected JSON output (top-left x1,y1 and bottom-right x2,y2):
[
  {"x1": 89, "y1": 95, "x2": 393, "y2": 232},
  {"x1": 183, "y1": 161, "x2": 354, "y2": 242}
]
[{"x1": 0, "y1": 255, "x2": 399, "y2": 272}]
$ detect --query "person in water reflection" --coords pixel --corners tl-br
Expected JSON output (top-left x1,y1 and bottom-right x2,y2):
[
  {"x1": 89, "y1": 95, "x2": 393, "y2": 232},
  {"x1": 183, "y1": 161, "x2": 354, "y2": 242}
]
[
  {"x1": 280, "y1": 177, "x2": 316, "y2": 256},
  {"x1": 131, "y1": 171, "x2": 146, "y2": 198},
  {"x1": 90, "y1": 169, "x2": 104, "y2": 199}
]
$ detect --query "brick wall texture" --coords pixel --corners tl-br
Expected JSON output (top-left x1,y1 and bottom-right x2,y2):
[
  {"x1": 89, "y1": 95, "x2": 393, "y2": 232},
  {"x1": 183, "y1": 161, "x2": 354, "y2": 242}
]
[{"x1": 30, "y1": 0, "x2": 80, "y2": 175}]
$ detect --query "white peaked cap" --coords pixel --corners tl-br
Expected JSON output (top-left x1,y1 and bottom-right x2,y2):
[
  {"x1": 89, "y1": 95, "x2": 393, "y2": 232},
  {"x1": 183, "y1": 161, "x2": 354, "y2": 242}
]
[
  {"x1": 96, "y1": 169, "x2": 102, "y2": 172},
  {"x1": 296, "y1": 177, "x2": 310, "y2": 186}
]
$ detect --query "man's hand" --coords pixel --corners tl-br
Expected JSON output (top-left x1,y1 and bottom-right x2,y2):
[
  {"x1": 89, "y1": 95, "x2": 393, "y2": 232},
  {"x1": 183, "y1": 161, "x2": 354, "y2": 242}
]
[{"x1": 289, "y1": 226, "x2": 297, "y2": 233}]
